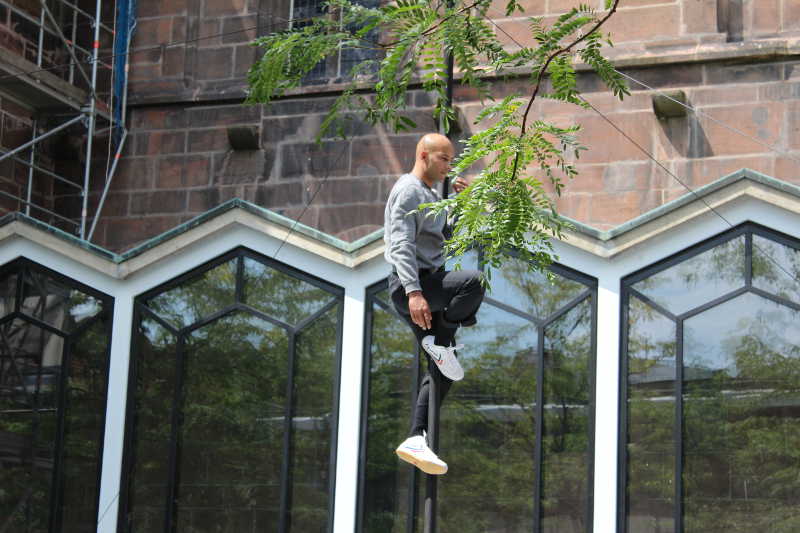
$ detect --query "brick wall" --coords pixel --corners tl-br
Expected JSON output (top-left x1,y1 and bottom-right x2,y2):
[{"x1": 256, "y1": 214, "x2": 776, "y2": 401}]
[{"x1": 89, "y1": 0, "x2": 800, "y2": 250}]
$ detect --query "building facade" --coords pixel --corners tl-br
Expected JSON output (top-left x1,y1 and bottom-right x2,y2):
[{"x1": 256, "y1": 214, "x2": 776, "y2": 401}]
[{"x1": 0, "y1": 1, "x2": 799, "y2": 532}]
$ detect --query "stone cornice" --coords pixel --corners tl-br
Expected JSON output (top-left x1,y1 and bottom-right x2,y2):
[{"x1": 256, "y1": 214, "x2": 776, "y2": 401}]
[{"x1": 0, "y1": 169, "x2": 798, "y2": 277}]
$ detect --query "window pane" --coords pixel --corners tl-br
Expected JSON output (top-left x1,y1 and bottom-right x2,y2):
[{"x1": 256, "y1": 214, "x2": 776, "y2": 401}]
[
  {"x1": 438, "y1": 303, "x2": 539, "y2": 533},
  {"x1": 127, "y1": 318, "x2": 177, "y2": 532},
  {"x1": 0, "y1": 319, "x2": 62, "y2": 533},
  {"x1": 541, "y1": 299, "x2": 592, "y2": 533},
  {"x1": 683, "y1": 293, "x2": 800, "y2": 532},
  {"x1": 362, "y1": 302, "x2": 417, "y2": 533},
  {"x1": 146, "y1": 259, "x2": 237, "y2": 330},
  {"x1": 752, "y1": 235, "x2": 800, "y2": 305},
  {"x1": 488, "y1": 258, "x2": 586, "y2": 320},
  {"x1": 290, "y1": 304, "x2": 339, "y2": 531},
  {"x1": 632, "y1": 235, "x2": 745, "y2": 315},
  {"x1": 176, "y1": 313, "x2": 288, "y2": 533},
  {"x1": 626, "y1": 295, "x2": 676, "y2": 533},
  {"x1": 243, "y1": 258, "x2": 334, "y2": 326},
  {"x1": 61, "y1": 317, "x2": 110, "y2": 532},
  {"x1": 20, "y1": 270, "x2": 102, "y2": 333}
]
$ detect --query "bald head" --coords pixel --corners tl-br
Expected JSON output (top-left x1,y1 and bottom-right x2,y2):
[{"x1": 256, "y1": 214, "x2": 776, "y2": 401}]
[
  {"x1": 412, "y1": 132, "x2": 454, "y2": 186},
  {"x1": 416, "y1": 133, "x2": 452, "y2": 159}
]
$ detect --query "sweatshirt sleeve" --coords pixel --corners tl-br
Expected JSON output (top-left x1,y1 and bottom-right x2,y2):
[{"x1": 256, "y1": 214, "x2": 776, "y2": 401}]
[{"x1": 387, "y1": 187, "x2": 421, "y2": 294}]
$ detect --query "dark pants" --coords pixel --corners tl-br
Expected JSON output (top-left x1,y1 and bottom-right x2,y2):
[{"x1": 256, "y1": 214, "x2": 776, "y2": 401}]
[{"x1": 389, "y1": 268, "x2": 485, "y2": 437}]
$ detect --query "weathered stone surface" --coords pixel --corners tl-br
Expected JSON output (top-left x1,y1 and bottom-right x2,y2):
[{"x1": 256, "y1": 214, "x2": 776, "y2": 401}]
[{"x1": 280, "y1": 141, "x2": 351, "y2": 179}]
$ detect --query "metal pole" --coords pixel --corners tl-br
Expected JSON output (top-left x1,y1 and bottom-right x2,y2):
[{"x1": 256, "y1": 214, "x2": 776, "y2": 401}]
[
  {"x1": 424, "y1": 2, "x2": 456, "y2": 531},
  {"x1": 0, "y1": 115, "x2": 83, "y2": 164},
  {"x1": 423, "y1": 365, "x2": 440, "y2": 533},
  {"x1": 87, "y1": 128, "x2": 127, "y2": 240},
  {"x1": 79, "y1": 0, "x2": 103, "y2": 239},
  {"x1": 25, "y1": 119, "x2": 37, "y2": 215},
  {"x1": 37, "y1": 9, "x2": 44, "y2": 67},
  {"x1": 39, "y1": 0, "x2": 93, "y2": 90}
]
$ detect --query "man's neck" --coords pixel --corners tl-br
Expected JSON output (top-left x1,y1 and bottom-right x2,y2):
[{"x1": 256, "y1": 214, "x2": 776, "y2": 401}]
[{"x1": 411, "y1": 167, "x2": 436, "y2": 189}]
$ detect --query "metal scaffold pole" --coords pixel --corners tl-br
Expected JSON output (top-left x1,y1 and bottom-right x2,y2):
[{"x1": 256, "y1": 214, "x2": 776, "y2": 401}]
[{"x1": 79, "y1": 0, "x2": 104, "y2": 239}]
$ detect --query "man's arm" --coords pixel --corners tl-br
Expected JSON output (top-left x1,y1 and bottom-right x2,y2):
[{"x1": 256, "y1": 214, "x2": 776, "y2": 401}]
[{"x1": 387, "y1": 188, "x2": 433, "y2": 330}]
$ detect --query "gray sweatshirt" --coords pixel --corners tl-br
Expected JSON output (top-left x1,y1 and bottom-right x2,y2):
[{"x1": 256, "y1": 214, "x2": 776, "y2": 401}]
[{"x1": 384, "y1": 173, "x2": 448, "y2": 294}]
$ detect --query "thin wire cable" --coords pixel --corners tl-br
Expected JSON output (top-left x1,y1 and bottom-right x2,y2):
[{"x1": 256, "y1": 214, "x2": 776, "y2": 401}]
[
  {"x1": 581, "y1": 95, "x2": 800, "y2": 285},
  {"x1": 273, "y1": 143, "x2": 350, "y2": 259},
  {"x1": 614, "y1": 69, "x2": 800, "y2": 167},
  {"x1": 485, "y1": 10, "x2": 800, "y2": 281}
]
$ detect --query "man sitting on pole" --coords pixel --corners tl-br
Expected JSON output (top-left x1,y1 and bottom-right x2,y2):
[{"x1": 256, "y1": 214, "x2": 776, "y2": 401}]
[{"x1": 385, "y1": 132, "x2": 485, "y2": 475}]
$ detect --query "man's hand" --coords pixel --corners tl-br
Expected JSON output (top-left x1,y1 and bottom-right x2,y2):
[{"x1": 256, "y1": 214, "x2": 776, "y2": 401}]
[
  {"x1": 452, "y1": 176, "x2": 469, "y2": 194},
  {"x1": 408, "y1": 291, "x2": 432, "y2": 330}
]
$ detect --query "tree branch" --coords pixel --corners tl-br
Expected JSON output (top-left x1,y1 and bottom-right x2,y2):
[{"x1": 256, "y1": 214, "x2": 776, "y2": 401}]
[{"x1": 511, "y1": 0, "x2": 620, "y2": 181}]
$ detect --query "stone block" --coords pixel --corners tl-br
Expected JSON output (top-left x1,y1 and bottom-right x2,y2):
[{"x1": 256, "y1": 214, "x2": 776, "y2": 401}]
[
  {"x1": 134, "y1": 17, "x2": 173, "y2": 47},
  {"x1": 214, "y1": 150, "x2": 273, "y2": 184},
  {"x1": 188, "y1": 186, "x2": 242, "y2": 212},
  {"x1": 603, "y1": 5, "x2": 680, "y2": 43},
  {"x1": 172, "y1": 16, "x2": 187, "y2": 42},
  {"x1": 785, "y1": 0, "x2": 800, "y2": 32},
  {"x1": 555, "y1": 193, "x2": 590, "y2": 224},
  {"x1": 622, "y1": 63, "x2": 703, "y2": 90},
  {"x1": 698, "y1": 102, "x2": 781, "y2": 155},
  {"x1": 130, "y1": 107, "x2": 188, "y2": 130},
  {"x1": 194, "y1": 47, "x2": 234, "y2": 80},
  {"x1": 137, "y1": 0, "x2": 187, "y2": 18},
  {"x1": 253, "y1": 182, "x2": 304, "y2": 208},
  {"x1": 130, "y1": 190, "x2": 187, "y2": 215},
  {"x1": 750, "y1": 0, "x2": 780, "y2": 36},
  {"x1": 205, "y1": 0, "x2": 247, "y2": 16},
  {"x1": 234, "y1": 44, "x2": 258, "y2": 77},
  {"x1": 189, "y1": 129, "x2": 230, "y2": 152},
  {"x1": 128, "y1": 63, "x2": 161, "y2": 83},
  {"x1": 136, "y1": 131, "x2": 187, "y2": 156},
  {"x1": 705, "y1": 62, "x2": 785, "y2": 85},
  {"x1": 103, "y1": 215, "x2": 185, "y2": 251},
  {"x1": 315, "y1": 203, "x2": 385, "y2": 235},
  {"x1": 188, "y1": 104, "x2": 261, "y2": 127},
  {"x1": 157, "y1": 155, "x2": 211, "y2": 188},
  {"x1": 163, "y1": 47, "x2": 185, "y2": 77},
  {"x1": 589, "y1": 190, "x2": 644, "y2": 226},
  {"x1": 263, "y1": 97, "x2": 340, "y2": 116},
  {"x1": 280, "y1": 140, "x2": 351, "y2": 179},
  {"x1": 575, "y1": 111, "x2": 656, "y2": 164},
  {"x1": 306, "y1": 176, "x2": 382, "y2": 205},
  {"x1": 682, "y1": 0, "x2": 719, "y2": 35},
  {"x1": 114, "y1": 158, "x2": 153, "y2": 190},
  {"x1": 199, "y1": 19, "x2": 222, "y2": 45},
  {"x1": 351, "y1": 136, "x2": 417, "y2": 176},
  {"x1": 222, "y1": 15, "x2": 258, "y2": 44}
]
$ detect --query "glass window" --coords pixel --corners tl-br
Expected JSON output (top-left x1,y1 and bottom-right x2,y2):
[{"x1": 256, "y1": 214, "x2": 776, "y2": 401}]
[
  {"x1": 0, "y1": 259, "x2": 113, "y2": 532},
  {"x1": 622, "y1": 224, "x2": 800, "y2": 532},
  {"x1": 359, "y1": 257, "x2": 597, "y2": 532},
  {"x1": 121, "y1": 249, "x2": 343, "y2": 533}
]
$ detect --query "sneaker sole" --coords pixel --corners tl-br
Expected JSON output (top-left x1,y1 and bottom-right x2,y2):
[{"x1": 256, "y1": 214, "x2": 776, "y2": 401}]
[
  {"x1": 396, "y1": 448, "x2": 447, "y2": 475},
  {"x1": 421, "y1": 340, "x2": 464, "y2": 382}
]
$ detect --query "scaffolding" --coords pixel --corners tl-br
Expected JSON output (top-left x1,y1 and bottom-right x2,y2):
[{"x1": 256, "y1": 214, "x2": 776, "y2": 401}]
[{"x1": 0, "y1": 0, "x2": 136, "y2": 240}]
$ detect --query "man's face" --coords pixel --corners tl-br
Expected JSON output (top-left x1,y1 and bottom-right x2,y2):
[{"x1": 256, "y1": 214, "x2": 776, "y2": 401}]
[{"x1": 424, "y1": 146, "x2": 454, "y2": 182}]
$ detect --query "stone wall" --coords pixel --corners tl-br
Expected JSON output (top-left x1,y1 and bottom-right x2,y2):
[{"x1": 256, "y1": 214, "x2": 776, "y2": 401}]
[{"x1": 86, "y1": 0, "x2": 800, "y2": 250}]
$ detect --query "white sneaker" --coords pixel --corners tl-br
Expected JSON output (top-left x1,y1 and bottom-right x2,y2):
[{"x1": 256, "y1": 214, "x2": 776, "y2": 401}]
[
  {"x1": 421, "y1": 336, "x2": 464, "y2": 381},
  {"x1": 395, "y1": 435, "x2": 448, "y2": 475}
]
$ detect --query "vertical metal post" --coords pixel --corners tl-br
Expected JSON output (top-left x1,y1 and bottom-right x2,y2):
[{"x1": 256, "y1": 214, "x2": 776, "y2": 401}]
[
  {"x1": 424, "y1": 1, "x2": 456, "y2": 530},
  {"x1": 37, "y1": 9, "x2": 44, "y2": 67},
  {"x1": 25, "y1": 119, "x2": 37, "y2": 216},
  {"x1": 70, "y1": 9, "x2": 78, "y2": 84},
  {"x1": 423, "y1": 365, "x2": 440, "y2": 533},
  {"x1": 79, "y1": 0, "x2": 103, "y2": 238}
]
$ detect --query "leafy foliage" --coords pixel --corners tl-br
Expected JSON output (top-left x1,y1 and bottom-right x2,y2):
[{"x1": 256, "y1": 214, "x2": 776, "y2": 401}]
[{"x1": 248, "y1": 0, "x2": 628, "y2": 279}]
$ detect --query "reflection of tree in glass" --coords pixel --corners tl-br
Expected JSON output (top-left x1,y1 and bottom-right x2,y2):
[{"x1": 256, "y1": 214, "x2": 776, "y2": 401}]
[
  {"x1": 683, "y1": 295, "x2": 800, "y2": 533},
  {"x1": 362, "y1": 297, "x2": 418, "y2": 533},
  {"x1": 633, "y1": 236, "x2": 745, "y2": 315},
  {"x1": 291, "y1": 305, "x2": 340, "y2": 530},
  {"x1": 752, "y1": 235, "x2": 800, "y2": 306},
  {"x1": 146, "y1": 260, "x2": 237, "y2": 330},
  {"x1": 488, "y1": 256, "x2": 585, "y2": 320},
  {"x1": 541, "y1": 301, "x2": 591, "y2": 533}
]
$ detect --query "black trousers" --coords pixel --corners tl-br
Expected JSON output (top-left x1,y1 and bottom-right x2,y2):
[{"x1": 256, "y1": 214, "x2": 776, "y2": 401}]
[{"x1": 389, "y1": 268, "x2": 485, "y2": 437}]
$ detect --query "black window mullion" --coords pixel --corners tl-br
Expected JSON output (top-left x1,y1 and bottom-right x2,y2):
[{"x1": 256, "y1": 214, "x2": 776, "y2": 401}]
[
  {"x1": 533, "y1": 326, "x2": 544, "y2": 533},
  {"x1": 540, "y1": 289, "x2": 591, "y2": 329},
  {"x1": 295, "y1": 297, "x2": 339, "y2": 333},
  {"x1": 164, "y1": 336, "x2": 186, "y2": 533},
  {"x1": 483, "y1": 296, "x2": 540, "y2": 325},
  {"x1": 626, "y1": 288, "x2": 678, "y2": 322},
  {"x1": 617, "y1": 289, "x2": 630, "y2": 533},
  {"x1": 279, "y1": 331, "x2": 298, "y2": 533},
  {"x1": 235, "y1": 255, "x2": 244, "y2": 303},
  {"x1": 48, "y1": 333, "x2": 74, "y2": 533},
  {"x1": 745, "y1": 232, "x2": 753, "y2": 288},
  {"x1": 675, "y1": 320, "x2": 684, "y2": 533},
  {"x1": 137, "y1": 304, "x2": 180, "y2": 336},
  {"x1": 678, "y1": 285, "x2": 749, "y2": 321},
  {"x1": 749, "y1": 286, "x2": 800, "y2": 311}
]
